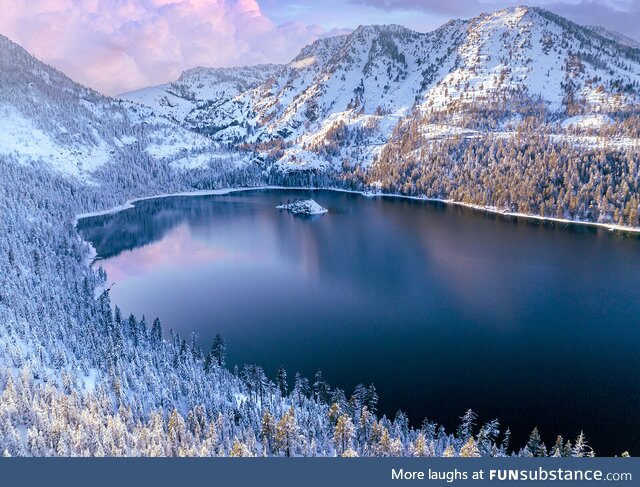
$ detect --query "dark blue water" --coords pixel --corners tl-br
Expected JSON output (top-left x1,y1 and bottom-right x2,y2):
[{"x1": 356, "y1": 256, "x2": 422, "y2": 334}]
[{"x1": 78, "y1": 189, "x2": 640, "y2": 456}]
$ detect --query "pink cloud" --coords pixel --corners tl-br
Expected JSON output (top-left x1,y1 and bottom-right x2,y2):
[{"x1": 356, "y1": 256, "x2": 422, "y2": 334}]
[{"x1": 0, "y1": 0, "x2": 328, "y2": 95}]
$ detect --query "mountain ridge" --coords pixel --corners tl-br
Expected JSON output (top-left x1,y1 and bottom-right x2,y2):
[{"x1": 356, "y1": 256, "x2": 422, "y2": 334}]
[
  {"x1": 0, "y1": 33, "x2": 227, "y2": 179},
  {"x1": 118, "y1": 6, "x2": 640, "y2": 173}
]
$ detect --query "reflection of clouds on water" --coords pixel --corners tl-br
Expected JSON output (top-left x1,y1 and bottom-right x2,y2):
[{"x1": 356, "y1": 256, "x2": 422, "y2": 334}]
[
  {"x1": 101, "y1": 224, "x2": 243, "y2": 282},
  {"x1": 414, "y1": 224, "x2": 524, "y2": 328}
]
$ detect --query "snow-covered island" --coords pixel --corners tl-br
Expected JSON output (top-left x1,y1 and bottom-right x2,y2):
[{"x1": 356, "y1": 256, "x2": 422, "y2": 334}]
[{"x1": 276, "y1": 199, "x2": 328, "y2": 215}]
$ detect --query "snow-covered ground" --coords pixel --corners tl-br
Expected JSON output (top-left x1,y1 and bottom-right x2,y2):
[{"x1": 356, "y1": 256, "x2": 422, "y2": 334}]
[
  {"x1": 560, "y1": 114, "x2": 614, "y2": 130},
  {"x1": 0, "y1": 105, "x2": 111, "y2": 179}
]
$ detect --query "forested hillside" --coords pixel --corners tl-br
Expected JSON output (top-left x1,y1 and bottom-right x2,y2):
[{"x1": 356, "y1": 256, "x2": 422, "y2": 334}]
[{"x1": 365, "y1": 115, "x2": 640, "y2": 227}]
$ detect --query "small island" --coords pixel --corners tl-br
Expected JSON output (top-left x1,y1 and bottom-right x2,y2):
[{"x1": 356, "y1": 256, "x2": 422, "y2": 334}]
[{"x1": 276, "y1": 199, "x2": 328, "y2": 215}]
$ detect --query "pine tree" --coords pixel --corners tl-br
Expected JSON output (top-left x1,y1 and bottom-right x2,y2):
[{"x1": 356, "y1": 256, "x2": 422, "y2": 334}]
[
  {"x1": 277, "y1": 365, "x2": 288, "y2": 396},
  {"x1": 230, "y1": 438, "x2": 251, "y2": 457},
  {"x1": 211, "y1": 333, "x2": 226, "y2": 367},
  {"x1": 457, "y1": 409, "x2": 477, "y2": 441},
  {"x1": 572, "y1": 431, "x2": 594, "y2": 458},
  {"x1": 377, "y1": 427, "x2": 392, "y2": 457},
  {"x1": 151, "y1": 318, "x2": 162, "y2": 345},
  {"x1": 526, "y1": 427, "x2": 546, "y2": 457},
  {"x1": 550, "y1": 435, "x2": 564, "y2": 457},
  {"x1": 328, "y1": 402, "x2": 341, "y2": 426},
  {"x1": 477, "y1": 419, "x2": 500, "y2": 456},
  {"x1": 365, "y1": 383, "x2": 378, "y2": 414},
  {"x1": 333, "y1": 414, "x2": 355, "y2": 456},
  {"x1": 313, "y1": 371, "x2": 329, "y2": 404},
  {"x1": 460, "y1": 437, "x2": 481, "y2": 457},
  {"x1": 167, "y1": 409, "x2": 187, "y2": 456},
  {"x1": 275, "y1": 408, "x2": 298, "y2": 457},
  {"x1": 413, "y1": 432, "x2": 427, "y2": 457},
  {"x1": 260, "y1": 409, "x2": 276, "y2": 454}
]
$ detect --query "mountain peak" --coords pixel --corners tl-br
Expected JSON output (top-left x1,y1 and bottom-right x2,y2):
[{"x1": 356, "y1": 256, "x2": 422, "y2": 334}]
[
  {"x1": 586, "y1": 25, "x2": 640, "y2": 50},
  {"x1": 473, "y1": 4, "x2": 541, "y2": 24},
  {"x1": 351, "y1": 24, "x2": 414, "y2": 36}
]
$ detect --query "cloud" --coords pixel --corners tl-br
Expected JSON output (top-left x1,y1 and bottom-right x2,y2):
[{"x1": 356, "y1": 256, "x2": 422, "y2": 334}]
[
  {"x1": 350, "y1": 0, "x2": 640, "y2": 40},
  {"x1": 0, "y1": 0, "x2": 330, "y2": 95}
]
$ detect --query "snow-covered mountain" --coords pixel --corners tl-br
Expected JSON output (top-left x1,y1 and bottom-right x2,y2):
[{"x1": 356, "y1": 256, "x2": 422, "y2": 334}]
[
  {"x1": 586, "y1": 25, "x2": 640, "y2": 50},
  {"x1": 0, "y1": 34, "x2": 221, "y2": 180},
  {"x1": 167, "y1": 23, "x2": 465, "y2": 169},
  {"x1": 120, "y1": 65, "x2": 281, "y2": 134},
  {"x1": 123, "y1": 6, "x2": 640, "y2": 171},
  {"x1": 420, "y1": 7, "x2": 640, "y2": 112}
]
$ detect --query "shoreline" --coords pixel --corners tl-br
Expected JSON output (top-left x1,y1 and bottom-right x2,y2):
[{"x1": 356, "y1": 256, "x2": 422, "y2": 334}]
[{"x1": 75, "y1": 185, "x2": 640, "y2": 235}]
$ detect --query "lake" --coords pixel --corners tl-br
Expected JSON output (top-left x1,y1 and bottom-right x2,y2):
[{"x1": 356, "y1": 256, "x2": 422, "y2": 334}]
[{"x1": 77, "y1": 189, "x2": 640, "y2": 456}]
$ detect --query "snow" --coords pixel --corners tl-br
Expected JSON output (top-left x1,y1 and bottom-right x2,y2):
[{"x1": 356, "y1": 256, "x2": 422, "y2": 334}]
[
  {"x1": 587, "y1": 25, "x2": 640, "y2": 49},
  {"x1": 123, "y1": 85, "x2": 195, "y2": 123},
  {"x1": 290, "y1": 56, "x2": 317, "y2": 70},
  {"x1": 119, "y1": 65, "x2": 281, "y2": 129},
  {"x1": 561, "y1": 114, "x2": 614, "y2": 130},
  {"x1": 0, "y1": 106, "x2": 110, "y2": 180},
  {"x1": 82, "y1": 368, "x2": 99, "y2": 393}
]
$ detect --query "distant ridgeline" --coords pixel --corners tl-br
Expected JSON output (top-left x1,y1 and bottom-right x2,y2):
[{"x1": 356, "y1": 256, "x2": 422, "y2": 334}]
[{"x1": 0, "y1": 3, "x2": 638, "y2": 457}]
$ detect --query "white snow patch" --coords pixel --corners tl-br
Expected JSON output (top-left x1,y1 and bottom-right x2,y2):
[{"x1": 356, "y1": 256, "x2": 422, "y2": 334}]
[
  {"x1": 289, "y1": 56, "x2": 317, "y2": 70},
  {"x1": 0, "y1": 106, "x2": 110, "y2": 179},
  {"x1": 561, "y1": 114, "x2": 614, "y2": 130}
]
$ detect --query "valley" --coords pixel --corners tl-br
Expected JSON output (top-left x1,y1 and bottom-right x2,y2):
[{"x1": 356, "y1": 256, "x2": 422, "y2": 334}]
[{"x1": 0, "y1": 4, "x2": 638, "y2": 457}]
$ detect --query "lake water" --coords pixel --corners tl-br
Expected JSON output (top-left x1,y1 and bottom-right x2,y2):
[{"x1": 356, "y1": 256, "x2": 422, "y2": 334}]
[{"x1": 77, "y1": 189, "x2": 640, "y2": 456}]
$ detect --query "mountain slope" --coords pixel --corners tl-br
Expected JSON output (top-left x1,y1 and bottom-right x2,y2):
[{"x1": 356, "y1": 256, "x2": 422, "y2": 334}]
[
  {"x1": 419, "y1": 7, "x2": 640, "y2": 113},
  {"x1": 121, "y1": 7, "x2": 640, "y2": 173},
  {"x1": 0, "y1": 34, "x2": 221, "y2": 180},
  {"x1": 189, "y1": 23, "x2": 466, "y2": 169},
  {"x1": 586, "y1": 25, "x2": 640, "y2": 50},
  {"x1": 120, "y1": 65, "x2": 281, "y2": 135}
]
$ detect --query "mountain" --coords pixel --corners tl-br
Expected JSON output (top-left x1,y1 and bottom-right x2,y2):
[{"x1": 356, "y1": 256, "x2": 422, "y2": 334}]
[
  {"x1": 139, "y1": 23, "x2": 465, "y2": 169},
  {"x1": 122, "y1": 6, "x2": 640, "y2": 172},
  {"x1": 120, "y1": 64, "x2": 281, "y2": 134},
  {"x1": 586, "y1": 25, "x2": 640, "y2": 50},
  {"x1": 0, "y1": 34, "x2": 221, "y2": 180}
]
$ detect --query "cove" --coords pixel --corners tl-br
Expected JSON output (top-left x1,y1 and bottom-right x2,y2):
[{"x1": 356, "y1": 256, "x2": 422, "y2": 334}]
[{"x1": 77, "y1": 188, "x2": 640, "y2": 456}]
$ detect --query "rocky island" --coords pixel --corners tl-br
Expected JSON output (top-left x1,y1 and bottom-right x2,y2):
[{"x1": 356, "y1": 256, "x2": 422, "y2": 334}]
[{"x1": 276, "y1": 199, "x2": 328, "y2": 215}]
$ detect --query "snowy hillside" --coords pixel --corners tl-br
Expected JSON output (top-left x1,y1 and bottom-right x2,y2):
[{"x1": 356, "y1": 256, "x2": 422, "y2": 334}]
[
  {"x1": 586, "y1": 25, "x2": 640, "y2": 50},
  {"x1": 123, "y1": 6, "x2": 640, "y2": 173},
  {"x1": 0, "y1": 34, "x2": 223, "y2": 180},
  {"x1": 182, "y1": 23, "x2": 465, "y2": 170},
  {"x1": 120, "y1": 65, "x2": 281, "y2": 135},
  {"x1": 420, "y1": 7, "x2": 640, "y2": 113}
]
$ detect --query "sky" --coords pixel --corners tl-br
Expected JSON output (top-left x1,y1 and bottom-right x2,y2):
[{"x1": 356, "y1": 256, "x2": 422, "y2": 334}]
[{"x1": 0, "y1": 0, "x2": 638, "y2": 95}]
